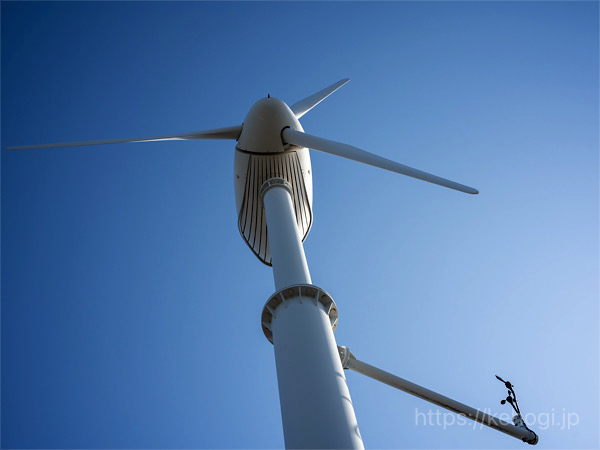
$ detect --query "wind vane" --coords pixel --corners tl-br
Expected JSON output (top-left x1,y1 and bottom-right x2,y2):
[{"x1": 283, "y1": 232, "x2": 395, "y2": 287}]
[{"x1": 7, "y1": 79, "x2": 537, "y2": 448}]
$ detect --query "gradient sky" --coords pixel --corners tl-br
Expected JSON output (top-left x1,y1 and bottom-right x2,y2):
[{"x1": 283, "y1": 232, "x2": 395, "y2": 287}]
[{"x1": 2, "y1": 2, "x2": 598, "y2": 449}]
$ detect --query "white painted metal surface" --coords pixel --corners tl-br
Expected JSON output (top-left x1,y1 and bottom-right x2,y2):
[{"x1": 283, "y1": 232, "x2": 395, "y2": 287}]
[
  {"x1": 282, "y1": 127, "x2": 479, "y2": 194},
  {"x1": 290, "y1": 78, "x2": 350, "y2": 119},
  {"x1": 5, "y1": 125, "x2": 243, "y2": 150},
  {"x1": 236, "y1": 97, "x2": 302, "y2": 154},
  {"x1": 262, "y1": 180, "x2": 364, "y2": 449},
  {"x1": 261, "y1": 179, "x2": 311, "y2": 290},
  {"x1": 338, "y1": 347, "x2": 538, "y2": 445}
]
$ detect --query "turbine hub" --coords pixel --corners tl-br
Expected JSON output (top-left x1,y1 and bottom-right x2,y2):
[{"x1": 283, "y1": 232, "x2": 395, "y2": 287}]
[{"x1": 236, "y1": 97, "x2": 303, "y2": 154}]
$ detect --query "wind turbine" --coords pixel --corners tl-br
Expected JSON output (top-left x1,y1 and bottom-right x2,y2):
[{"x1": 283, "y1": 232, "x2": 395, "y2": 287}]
[{"x1": 7, "y1": 79, "x2": 537, "y2": 448}]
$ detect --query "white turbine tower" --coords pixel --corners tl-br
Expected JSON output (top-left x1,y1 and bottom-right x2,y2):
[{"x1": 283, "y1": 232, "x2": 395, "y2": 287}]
[{"x1": 8, "y1": 79, "x2": 538, "y2": 448}]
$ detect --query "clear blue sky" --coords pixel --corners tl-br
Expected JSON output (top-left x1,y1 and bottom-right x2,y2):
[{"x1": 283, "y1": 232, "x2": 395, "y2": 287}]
[{"x1": 2, "y1": 2, "x2": 598, "y2": 449}]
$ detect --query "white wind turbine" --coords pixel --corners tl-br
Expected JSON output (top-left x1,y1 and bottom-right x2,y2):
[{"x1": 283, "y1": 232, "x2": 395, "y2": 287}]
[{"x1": 8, "y1": 79, "x2": 537, "y2": 448}]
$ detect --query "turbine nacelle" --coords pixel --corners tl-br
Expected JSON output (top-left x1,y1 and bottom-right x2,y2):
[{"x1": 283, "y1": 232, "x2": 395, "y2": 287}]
[
  {"x1": 234, "y1": 96, "x2": 313, "y2": 265},
  {"x1": 236, "y1": 97, "x2": 303, "y2": 154}
]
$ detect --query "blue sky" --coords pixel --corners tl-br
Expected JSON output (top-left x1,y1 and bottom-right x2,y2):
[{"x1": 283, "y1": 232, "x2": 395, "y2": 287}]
[{"x1": 1, "y1": 2, "x2": 598, "y2": 449}]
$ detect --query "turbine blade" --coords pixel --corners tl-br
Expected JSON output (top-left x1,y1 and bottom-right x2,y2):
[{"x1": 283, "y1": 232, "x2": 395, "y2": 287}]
[
  {"x1": 290, "y1": 78, "x2": 350, "y2": 119},
  {"x1": 6, "y1": 125, "x2": 243, "y2": 150},
  {"x1": 282, "y1": 128, "x2": 479, "y2": 195}
]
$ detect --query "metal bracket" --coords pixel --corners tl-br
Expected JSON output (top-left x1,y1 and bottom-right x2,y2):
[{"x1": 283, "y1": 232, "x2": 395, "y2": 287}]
[
  {"x1": 338, "y1": 345, "x2": 356, "y2": 369},
  {"x1": 261, "y1": 284, "x2": 338, "y2": 344},
  {"x1": 513, "y1": 415, "x2": 539, "y2": 445}
]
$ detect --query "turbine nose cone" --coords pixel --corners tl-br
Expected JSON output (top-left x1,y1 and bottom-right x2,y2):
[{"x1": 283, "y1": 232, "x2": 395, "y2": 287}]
[{"x1": 237, "y1": 97, "x2": 303, "y2": 153}]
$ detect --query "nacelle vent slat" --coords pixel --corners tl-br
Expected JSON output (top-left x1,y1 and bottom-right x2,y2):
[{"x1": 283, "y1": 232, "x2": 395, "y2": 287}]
[{"x1": 238, "y1": 152, "x2": 312, "y2": 266}]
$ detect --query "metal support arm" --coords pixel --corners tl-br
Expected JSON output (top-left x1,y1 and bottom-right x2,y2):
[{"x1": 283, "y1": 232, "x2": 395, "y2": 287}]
[{"x1": 338, "y1": 347, "x2": 538, "y2": 445}]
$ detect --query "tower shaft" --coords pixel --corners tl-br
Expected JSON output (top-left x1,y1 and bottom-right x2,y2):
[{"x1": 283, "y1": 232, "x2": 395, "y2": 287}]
[{"x1": 261, "y1": 178, "x2": 364, "y2": 449}]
